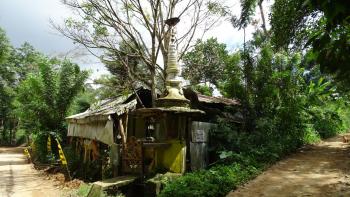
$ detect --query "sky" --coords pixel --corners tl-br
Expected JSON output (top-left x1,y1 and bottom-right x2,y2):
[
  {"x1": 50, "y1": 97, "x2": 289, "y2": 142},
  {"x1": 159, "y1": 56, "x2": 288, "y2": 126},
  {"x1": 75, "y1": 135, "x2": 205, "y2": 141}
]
[
  {"x1": 0, "y1": 0, "x2": 268, "y2": 80},
  {"x1": 0, "y1": 0, "x2": 107, "y2": 80}
]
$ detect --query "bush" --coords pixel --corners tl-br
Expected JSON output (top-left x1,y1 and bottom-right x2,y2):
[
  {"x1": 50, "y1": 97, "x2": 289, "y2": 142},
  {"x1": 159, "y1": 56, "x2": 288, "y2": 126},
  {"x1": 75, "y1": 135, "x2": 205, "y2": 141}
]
[
  {"x1": 303, "y1": 124, "x2": 321, "y2": 144},
  {"x1": 31, "y1": 132, "x2": 49, "y2": 163},
  {"x1": 15, "y1": 129, "x2": 28, "y2": 145},
  {"x1": 63, "y1": 145, "x2": 83, "y2": 178},
  {"x1": 311, "y1": 107, "x2": 343, "y2": 138},
  {"x1": 337, "y1": 104, "x2": 350, "y2": 132},
  {"x1": 160, "y1": 163, "x2": 261, "y2": 197}
]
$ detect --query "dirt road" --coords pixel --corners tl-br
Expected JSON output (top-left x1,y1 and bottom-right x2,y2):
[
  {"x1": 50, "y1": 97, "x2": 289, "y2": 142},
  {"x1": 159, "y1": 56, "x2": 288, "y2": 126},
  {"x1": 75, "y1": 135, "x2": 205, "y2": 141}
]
[
  {"x1": 0, "y1": 147, "x2": 60, "y2": 197},
  {"x1": 228, "y1": 134, "x2": 350, "y2": 197}
]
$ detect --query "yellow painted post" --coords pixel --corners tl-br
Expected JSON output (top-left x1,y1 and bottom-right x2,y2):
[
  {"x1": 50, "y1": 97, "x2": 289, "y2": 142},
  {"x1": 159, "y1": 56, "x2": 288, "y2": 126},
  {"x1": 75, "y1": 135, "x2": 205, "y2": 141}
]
[
  {"x1": 24, "y1": 148, "x2": 31, "y2": 163},
  {"x1": 56, "y1": 138, "x2": 68, "y2": 165},
  {"x1": 47, "y1": 135, "x2": 52, "y2": 154},
  {"x1": 55, "y1": 138, "x2": 71, "y2": 180}
]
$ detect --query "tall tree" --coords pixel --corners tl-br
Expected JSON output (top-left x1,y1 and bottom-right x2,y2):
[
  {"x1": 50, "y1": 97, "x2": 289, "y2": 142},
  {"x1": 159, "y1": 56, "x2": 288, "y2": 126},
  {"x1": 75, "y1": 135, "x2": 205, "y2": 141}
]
[
  {"x1": 15, "y1": 59, "x2": 89, "y2": 136},
  {"x1": 93, "y1": 74, "x2": 127, "y2": 99},
  {"x1": 182, "y1": 38, "x2": 229, "y2": 87},
  {"x1": 54, "y1": 0, "x2": 226, "y2": 106},
  {"x1": 0, "y1": 28, "x2": 16, "y2": 144},
  {"x1": 231, "y1": 0, "x2": 268, "y2": 35},
  {"x1": 9, "y1": 42, "x2": 42, "y2": 82},
  {"x1": 270, "y1": 0, "x2": 350, "y2": 84}
]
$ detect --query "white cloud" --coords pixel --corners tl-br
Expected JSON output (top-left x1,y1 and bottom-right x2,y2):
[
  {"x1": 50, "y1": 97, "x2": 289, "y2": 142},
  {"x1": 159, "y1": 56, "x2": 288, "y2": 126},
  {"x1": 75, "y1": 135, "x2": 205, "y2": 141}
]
[{"x1": 0, "y1": 0, "x2": 272, "y2": 81}]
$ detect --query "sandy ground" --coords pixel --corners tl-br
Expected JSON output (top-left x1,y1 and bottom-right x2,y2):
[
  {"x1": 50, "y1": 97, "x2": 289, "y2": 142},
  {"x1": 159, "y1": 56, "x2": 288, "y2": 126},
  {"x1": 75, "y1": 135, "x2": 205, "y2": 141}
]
[
  {"x1": 227, "y1": 134, "x2": 350, "y2": 197},
  {"x1": 0, "y1": 147, "x2": 61, "y2": 197}
]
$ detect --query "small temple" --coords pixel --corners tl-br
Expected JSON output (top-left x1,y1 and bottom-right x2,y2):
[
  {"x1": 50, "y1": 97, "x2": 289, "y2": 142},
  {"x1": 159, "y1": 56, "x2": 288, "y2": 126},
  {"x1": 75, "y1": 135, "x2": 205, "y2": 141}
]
[
  {"x1": 130, "y1": 17, "x2": 205, "y2": 176},
  {"x1": 65, "y1": 17, "x2": 241, "y2": 195}
]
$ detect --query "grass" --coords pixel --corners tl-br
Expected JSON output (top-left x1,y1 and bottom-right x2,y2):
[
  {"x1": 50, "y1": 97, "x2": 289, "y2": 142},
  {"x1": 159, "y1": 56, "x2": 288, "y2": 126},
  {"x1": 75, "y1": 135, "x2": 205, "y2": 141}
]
[{"x1": 76, "y1": 183, "x2": 92, "y2": 196}]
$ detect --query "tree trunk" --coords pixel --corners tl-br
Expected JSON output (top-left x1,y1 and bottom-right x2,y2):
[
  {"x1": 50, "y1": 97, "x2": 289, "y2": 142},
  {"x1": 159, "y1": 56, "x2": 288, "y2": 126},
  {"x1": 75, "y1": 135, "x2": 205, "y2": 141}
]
[
  {"x1": 9, "y1": 128, "x2": 12, "y2": 146},
  {"x1": 2, "y1": 120, "x2": 7, "y2": 145},
  {"x1": 119, "y1": 118, "x2": 127, "y2": 150},
  {"x1": 258, "y1": 0, "x2": 268, "y2": 35},
  {"x1": 151, "y1": 70, "x2": 157, "y2": 107}
]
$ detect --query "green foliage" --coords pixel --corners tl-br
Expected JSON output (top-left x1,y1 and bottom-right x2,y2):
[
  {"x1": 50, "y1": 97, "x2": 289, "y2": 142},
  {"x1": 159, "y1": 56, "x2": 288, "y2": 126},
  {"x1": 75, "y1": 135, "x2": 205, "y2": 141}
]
[
  {"x1": 69, "y1": 84, "x2": 97, "y2": 114},
  {"x1": 270, "y1": 0, "x2": 311, "y2": 49},
  {"x1": 339, "y1": 103, "x2": 350, "y2": 131},
  {"x1": 93, "y1": 74, "x2": 131, "y2": 99},
  {"x1": 182, "y1": 38, "x2": 229, "y2": 87},
  {"x1": 31, "y1": 132, "x2": 49, "y2": 162},
  {"x1": 160, "y1": 163, "x2": 260, "y2": 197},
  {"x1": 270, "y1": 0, "x2": 350, "y2": 84},
  {"x1": 311, "y1": 108, "x2": 342, "y2": 138},
  {"x1": 192, "y1": 85, "x2": 213, "y2": 96},
  {"x1": 0, "y1": 28, "x2": 11, "y2": 64},
  {"x1": 15, "y1": 59, "x2": 89, "y2": 136},
  {"x1": 302, "y1": 124, "x2": 320, "y2": 144},
  {"x1": 9, "y1": 42, "x2": 42, "y2": 81},
  {"x1": 307, "y1": 16, "x2": 350, "y2": 84},
  {"x1": 164, "y1": 34, "x2": 350, "y2": 196},
  {"x1": 13, "y1": 56, "x2": 88, "y2": 159},
  {"x1": 231, "y1": 0, "x2": 260, "y2": 29},
  {"x1": 101, "y1": 40, "x2": 145, "y2": 92},
  {"x1": 63, "y1": 145, "x2": 83, "y2": 178},
  {"x1": 76, "y1": 183, "x2": 92, "y2": 197},
  {"x1": 0, "y1": 28, "x2": 16, "y2": 145},
  {"x1": 15, "y1": 129, "x2": 28, "y2": 145}
]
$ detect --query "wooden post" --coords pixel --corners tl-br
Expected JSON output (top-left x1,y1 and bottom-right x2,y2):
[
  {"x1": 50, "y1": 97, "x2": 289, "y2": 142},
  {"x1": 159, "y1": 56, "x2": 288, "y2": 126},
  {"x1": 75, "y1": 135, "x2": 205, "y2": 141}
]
[
  {"x1": 119, "y1": 112, "x2": 129, "y2": 149},
  {"x1": 119, "y1": 118, "x2": 127, "y2": 150},
  {"x1": 124, "y1": 112, "x2": 129, "y2": 140}
]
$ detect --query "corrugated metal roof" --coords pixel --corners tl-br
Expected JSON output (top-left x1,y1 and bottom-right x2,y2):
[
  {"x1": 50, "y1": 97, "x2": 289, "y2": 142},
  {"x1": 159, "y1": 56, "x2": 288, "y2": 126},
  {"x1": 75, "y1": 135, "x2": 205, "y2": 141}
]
[
  {"x1": 197, "y1": 94, "x2": 240, "y2": 105},
  {"x1": 66, "y1": 95, "x2": 137, "y2": 121},
  {"x1": 66, "y1": 87, "x2": 240, "y2": 121}
]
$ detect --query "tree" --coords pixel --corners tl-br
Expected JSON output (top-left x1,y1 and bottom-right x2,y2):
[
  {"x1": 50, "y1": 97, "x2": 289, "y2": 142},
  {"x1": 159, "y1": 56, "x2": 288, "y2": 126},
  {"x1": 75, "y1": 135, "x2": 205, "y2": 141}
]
[
  {"x1": 0, "y1": 28, "x2": 16, "y2": 144},
  {"x1": 9, "y1": 42, "x2": 42, "y2": 82},
  {"x1": 182, "y1": 38, "x2": 229, "y2": 88},
  {"x1": 270, "y1": 0, "x2": 350, "y2": 84},
  {"x1": 69, "y1": 83, "x2": 97, "y2": 114},
  {"x1": 93, "y1": 74, "x2": 128, "y2": 99},
  {"x1": 15, "y1": 58, "x2": 89, "y2": 137},
  {"x1": 102, "y1": 40, "x2": 149, "y2": 94},
  {"x1": 305, "y1": 0, "x2": 350, "y2": 84},
  {"x1": 54, "y1": 0, "x2": 227, "y2": 106},
  {"x1": 231, "y1": 0, "x2": 268, "y2": 35},
  {"x1": 270, "y1": 0, "x2": 312, "y2": 50}
]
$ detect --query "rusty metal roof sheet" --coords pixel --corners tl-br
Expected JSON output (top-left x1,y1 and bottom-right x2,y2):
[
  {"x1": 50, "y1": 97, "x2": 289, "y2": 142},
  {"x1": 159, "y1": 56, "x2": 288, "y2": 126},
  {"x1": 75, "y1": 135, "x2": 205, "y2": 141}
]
[
  {"x1": 197, "y1": 94, "x2": 240, "y2": 105},
  {"x1": 66, "y1": 95, "x2": 136, "y2": 121}
]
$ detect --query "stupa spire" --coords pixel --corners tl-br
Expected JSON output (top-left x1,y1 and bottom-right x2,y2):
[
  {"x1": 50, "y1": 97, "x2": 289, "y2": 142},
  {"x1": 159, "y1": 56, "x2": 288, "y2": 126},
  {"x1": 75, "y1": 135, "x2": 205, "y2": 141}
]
[{"x1": 156, "y1": 17, "x2": 190, "y2": 108}]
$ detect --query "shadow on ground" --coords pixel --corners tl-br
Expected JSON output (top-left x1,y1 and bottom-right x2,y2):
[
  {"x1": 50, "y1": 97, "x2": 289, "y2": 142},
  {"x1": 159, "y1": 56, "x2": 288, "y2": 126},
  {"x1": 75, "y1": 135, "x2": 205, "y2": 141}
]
[
  {"x1": 227, "y1": 134, "x2": 350, "y2": 197},
  {"x1": 0, "y1": 146, "x2": 60, "y2": 197}
]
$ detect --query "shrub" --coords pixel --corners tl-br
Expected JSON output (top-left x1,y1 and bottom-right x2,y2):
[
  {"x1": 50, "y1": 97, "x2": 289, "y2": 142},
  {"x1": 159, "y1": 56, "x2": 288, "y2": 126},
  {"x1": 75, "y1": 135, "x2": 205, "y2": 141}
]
[
  {"x1": 63, "y1": 145, "x2": 83, "y2": 178},
  {"x1": 31, "y1": 132, "x2": 49, "y2": 163},
  {"x1": 15, "y1": 129, "x2": 28, "y2": 145},
  {"x1": 303, "y1": 124, "x2": 321, "y2": 144},
  {"x1": 160, "y1": 163, "x2": 261, "y2": 197},
  {"x1": 311, "y1": 107, "x2": 343, "y2": 138}
]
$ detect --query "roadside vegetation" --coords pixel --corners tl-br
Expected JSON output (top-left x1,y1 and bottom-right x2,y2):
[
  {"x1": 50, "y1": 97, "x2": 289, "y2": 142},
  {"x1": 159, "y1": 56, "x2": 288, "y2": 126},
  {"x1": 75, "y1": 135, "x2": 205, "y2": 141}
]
[
  {"x1": 0, "y1": 0, "x2": 349, "y2": 196},
  {"x1": 160, "y1": 38, "x2": 350, "y2": 197},
  {"x1": 0, "y1": 28, "x2": 90, "y2": 162},
  {"x1": 159, "y1": 0, "x2": 350, "y2": 196}
]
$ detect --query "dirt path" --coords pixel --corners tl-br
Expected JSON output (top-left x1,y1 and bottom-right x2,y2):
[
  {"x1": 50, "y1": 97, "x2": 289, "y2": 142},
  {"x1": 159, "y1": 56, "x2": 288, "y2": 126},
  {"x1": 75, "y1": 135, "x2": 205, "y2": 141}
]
[
  {"x1": 0, "y1": 147, "x2": 61, "y2": 197},
  {"x1": 228, "y1": 134, "x2": 350, "y2": 197}
]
